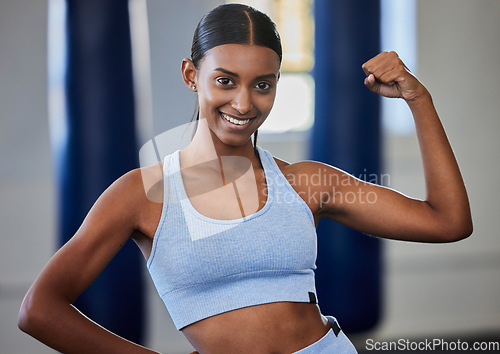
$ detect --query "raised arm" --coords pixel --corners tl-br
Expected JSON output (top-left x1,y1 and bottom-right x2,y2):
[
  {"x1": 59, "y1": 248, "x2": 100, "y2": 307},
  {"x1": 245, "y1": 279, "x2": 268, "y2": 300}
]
[
  {"x1": 18, "y1": 169, "x2": 160, "y2": 354},
  {"x1": 311, "y1": 51, "x2": 472, "y2": 243}
]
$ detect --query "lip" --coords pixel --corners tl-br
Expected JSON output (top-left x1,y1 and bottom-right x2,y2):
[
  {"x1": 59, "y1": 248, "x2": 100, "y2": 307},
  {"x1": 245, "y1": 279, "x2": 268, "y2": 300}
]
[{"x1": 219, "y1": 111, "x2": 255, "y2": 130}]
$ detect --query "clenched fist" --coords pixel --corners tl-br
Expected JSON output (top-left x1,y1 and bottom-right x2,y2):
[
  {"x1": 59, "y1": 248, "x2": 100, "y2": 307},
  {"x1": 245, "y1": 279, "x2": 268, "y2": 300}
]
[{"x1": 362, "y1": 51, "x2": 428, "y2": 102}]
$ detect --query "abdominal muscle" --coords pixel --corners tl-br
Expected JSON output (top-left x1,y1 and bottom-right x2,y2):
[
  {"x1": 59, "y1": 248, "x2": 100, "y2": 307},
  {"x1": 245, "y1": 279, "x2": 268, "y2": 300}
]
[{"x1": 181, "y1": 302, "x2": 330, "y2": 354}]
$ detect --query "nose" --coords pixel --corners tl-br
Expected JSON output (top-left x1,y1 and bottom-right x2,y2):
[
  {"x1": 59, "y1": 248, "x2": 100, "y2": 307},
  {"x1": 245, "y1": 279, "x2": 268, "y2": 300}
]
[{"x1": 231, "y1": 87, "x2": 253, "y2": 115}]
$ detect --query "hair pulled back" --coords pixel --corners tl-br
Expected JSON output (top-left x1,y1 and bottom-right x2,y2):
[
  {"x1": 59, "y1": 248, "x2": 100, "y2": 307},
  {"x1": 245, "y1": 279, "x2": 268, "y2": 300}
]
[{"x1": 191, "y1": 4, "x2": 282, "y2": 68}]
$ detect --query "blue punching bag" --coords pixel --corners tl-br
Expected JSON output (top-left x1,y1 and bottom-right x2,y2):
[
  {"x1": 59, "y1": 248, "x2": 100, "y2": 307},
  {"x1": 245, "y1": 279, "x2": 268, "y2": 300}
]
[
  {"x1": 51, "y1": 0, "x2": 144, "y2": 343},
  {"x1": 310, "y1": 0, "x2": 382, "y2": 333}
]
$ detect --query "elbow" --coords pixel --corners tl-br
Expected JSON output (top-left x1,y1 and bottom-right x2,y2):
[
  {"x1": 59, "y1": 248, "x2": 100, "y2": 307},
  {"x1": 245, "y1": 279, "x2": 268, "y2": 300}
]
[
  {"x1": 439, "y1": 216, "x2": 473, "y2": 243},
  {"x1": 452, "y1": 211, "x2": 474, "y2": 242},
  {"x1": 18, "y1": 291, "x2": 44, "y2": 336},
  {"x1": 17, "y1": 306, "x2": 31, "y2": 334},
  {"x1": 461, "y1": 217, "x2": 474, "y2": 240},
  {"x1": 18, "y1": 294, "x2": 35, "y2": 334}
]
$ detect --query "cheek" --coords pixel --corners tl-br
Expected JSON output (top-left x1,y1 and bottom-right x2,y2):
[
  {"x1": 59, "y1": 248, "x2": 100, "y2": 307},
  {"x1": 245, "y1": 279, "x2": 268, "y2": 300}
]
[
  {"x1": 198, "y1": 88, "x2": 227, "y2": 114},
  {"x1": 198, "y1": 87, "x2": 277, "y2": 117},
  {"x1": 257, "y1": 93, "x2": 276, "y2": 114}
]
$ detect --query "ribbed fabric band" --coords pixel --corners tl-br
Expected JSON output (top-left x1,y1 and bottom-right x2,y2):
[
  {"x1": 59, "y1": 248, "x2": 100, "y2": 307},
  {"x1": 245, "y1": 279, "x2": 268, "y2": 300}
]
[{"x1": 165, "y1": 272, "x2": 316, "y2": 330}]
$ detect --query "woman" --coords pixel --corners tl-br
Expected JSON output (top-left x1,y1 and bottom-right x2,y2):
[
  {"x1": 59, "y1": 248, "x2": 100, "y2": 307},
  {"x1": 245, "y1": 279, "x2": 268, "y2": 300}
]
[{"x1": 18, "y1": 3, "x2": 472, "y2": 353}]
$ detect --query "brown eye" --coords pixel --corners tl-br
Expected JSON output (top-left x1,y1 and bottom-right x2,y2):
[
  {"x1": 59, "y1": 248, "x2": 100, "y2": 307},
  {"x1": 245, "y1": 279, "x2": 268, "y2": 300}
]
[
  {"x1": 255, "y1": 82, "x2": 271, "y2": 90},
  {"x1": 216, "y1": 77, "x2": 234, "y2": 86}
]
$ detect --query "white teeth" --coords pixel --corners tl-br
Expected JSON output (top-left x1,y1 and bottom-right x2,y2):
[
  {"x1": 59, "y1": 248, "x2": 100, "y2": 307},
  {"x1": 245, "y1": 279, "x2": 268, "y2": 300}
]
[{"x1": 221, "y1": 113, "x2": 250, "y2": 126}]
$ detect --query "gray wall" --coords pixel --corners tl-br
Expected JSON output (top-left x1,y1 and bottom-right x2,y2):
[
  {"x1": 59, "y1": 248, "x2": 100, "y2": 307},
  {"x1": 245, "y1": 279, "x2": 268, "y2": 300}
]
[
  {"x1": 1, "y1": 1, "x2": 499, "y2": 353},
  {"x1": 0, "y1": 0, "x2": 55, "y2": 353},
  {"x1": 373, "y1": 0, "x2": 500, "y2": 340}
]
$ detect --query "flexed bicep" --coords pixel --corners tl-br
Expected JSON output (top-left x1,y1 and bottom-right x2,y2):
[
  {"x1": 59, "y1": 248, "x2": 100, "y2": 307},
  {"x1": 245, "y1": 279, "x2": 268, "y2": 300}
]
[{"x1": 305, "y1": 162, "x2": 470, "y2": 243}]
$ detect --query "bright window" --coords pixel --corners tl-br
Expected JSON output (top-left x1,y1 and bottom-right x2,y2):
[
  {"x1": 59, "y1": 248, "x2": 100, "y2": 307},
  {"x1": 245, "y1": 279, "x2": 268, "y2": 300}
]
[{"x1": 381, "y1": 0, "x2": 417, "y2": 135}]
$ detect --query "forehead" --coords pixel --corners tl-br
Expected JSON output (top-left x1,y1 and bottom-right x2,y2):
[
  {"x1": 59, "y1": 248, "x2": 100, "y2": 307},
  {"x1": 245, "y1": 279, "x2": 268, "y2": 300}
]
[{"x1": 199, "y1": 44, "x2": 280, "y2": 77}]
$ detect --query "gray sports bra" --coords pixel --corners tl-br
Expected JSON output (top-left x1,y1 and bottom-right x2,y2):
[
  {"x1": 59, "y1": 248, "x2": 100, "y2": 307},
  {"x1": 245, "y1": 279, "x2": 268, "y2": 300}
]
[{"x1": 147, "y1": 146, "x2": 318, "y2": 330}]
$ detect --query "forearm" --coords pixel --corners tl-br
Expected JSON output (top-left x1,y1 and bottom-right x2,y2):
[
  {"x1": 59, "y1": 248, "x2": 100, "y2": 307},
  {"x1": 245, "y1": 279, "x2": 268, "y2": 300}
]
[
  {"x1": 19, "y1": 294, "x2": 159, "y2": 354},
  {"x1": 407, "y1": 92, "x2": 472, "y2": 237}
]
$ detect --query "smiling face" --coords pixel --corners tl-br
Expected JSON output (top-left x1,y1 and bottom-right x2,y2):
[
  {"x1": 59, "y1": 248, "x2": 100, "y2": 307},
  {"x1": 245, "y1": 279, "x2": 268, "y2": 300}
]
[{"x1": 184, "y1": 44, "x2": 281, "y2": 149}]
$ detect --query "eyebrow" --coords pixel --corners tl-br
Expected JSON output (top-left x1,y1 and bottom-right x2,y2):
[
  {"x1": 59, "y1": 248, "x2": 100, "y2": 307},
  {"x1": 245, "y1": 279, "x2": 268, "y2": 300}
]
[{"x1": 214, "y1": 67, "x2": 277, "y2": 81}]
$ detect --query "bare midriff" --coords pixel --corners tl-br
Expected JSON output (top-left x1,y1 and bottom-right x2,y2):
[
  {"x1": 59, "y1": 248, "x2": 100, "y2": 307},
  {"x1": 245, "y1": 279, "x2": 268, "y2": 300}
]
[{"x1": 181, "y1": 302, "x2": 330, "y2": 354}]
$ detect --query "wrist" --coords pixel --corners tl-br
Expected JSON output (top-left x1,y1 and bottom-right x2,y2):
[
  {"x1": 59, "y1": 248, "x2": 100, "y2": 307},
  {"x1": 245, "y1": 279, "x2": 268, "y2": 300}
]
[{"x1": 405, "y1": 89, "x2": 432, "y2": 109}]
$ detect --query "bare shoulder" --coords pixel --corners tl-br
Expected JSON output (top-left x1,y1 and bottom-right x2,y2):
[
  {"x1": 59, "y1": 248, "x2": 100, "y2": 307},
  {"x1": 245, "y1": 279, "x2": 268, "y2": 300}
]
[
  {"x1": 272, "y1": 156, "x2": 290, "y2": 170},
  {"x1": 270, "y1": 157, "x2": 356, "y2": 219},
  {"x1": 272, "y1": 157, "x2": 348, "y2": 186},
  {"x1": 137, "y1": 161, "x2": 164, "y2": 204},
  {"x1": 94, "y1": 161, "x2": 164, "y2": 227},
  {"x1": 91, "y1": 169, "x2": 145, "y2": 226},
  {"x1": 108, "y1": 163, "x2": 161, "y2": 204}
]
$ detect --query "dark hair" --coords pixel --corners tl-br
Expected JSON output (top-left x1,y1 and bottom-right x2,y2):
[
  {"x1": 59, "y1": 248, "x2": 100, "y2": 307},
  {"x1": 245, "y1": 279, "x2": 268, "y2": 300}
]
[
  {"x1": 190, "y1": 4, "x2": 281, "y2": 152},
  {"x1": 191, "y1": 3, "x2": 282, "y2": 68}
]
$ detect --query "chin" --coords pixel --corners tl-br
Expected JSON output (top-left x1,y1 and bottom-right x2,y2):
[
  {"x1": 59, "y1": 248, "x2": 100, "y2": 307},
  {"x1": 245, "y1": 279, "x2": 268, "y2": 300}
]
[
  {"x1": 220, "y1": 136, "x2": 253, "y2": 148},
  {"x1": 214, "y1": 123, "x2": 258, "y2": 148}
]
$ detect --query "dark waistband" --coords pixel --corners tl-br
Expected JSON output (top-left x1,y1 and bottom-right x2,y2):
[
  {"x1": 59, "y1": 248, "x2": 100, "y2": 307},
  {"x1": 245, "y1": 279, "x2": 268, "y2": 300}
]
[{"x1": 326, "y1": 316, "x2": 341, "y2": 337}]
